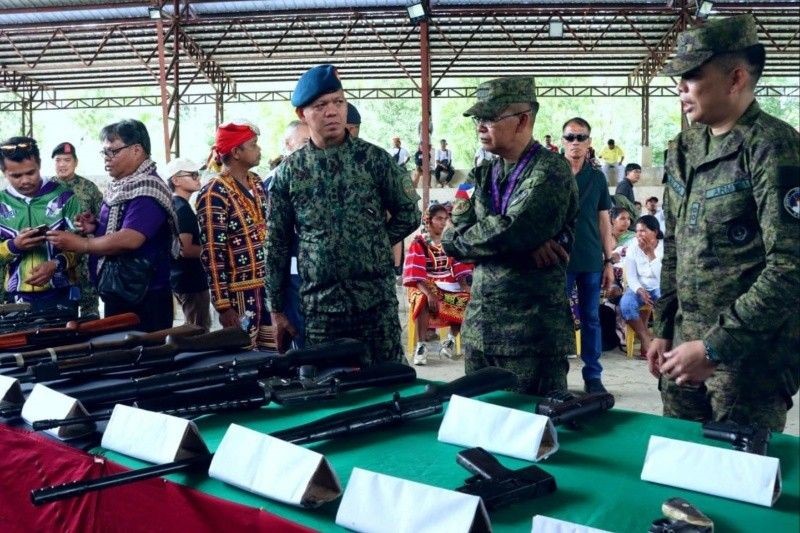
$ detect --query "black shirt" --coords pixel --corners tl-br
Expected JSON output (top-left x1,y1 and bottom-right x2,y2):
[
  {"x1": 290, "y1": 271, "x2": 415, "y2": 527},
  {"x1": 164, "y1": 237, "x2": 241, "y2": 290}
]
[
  {"x1": 170, "y1": 195, "x2": 209, "y2": 293},
  {"x1": 615, "y1": 178, "x2": 635, "y2": 204}
]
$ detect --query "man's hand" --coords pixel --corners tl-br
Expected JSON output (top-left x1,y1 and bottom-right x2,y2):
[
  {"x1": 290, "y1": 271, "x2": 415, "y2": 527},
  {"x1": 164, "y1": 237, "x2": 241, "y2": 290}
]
[
  {"x1": 45, "y1": 230, "x2": 85, "y2": 253},
  {"x1": 25, "y1": 260, "x2": 57, "y2": 287},
  {"x1": 270, "y1": 311, "x2": 298, "y2": 354},
  {"x1": 74, "y1": 212, "x2": 97, "y2": 235},
  {"x1": 531, "y1": 239, "x2": 569, "y2": 268},
  {"x1": 218, "y1": 308, "x2": 240, "y2": 329},
  {"x1": 660, "y1": 340, "x2": 716, "y2": 385},
  {"x1": 13, "y1": 228, "x2": 47, "y2": 251},
  {"x1": 637, "y1": 287, "x2": 654, "y2": 306},
  {"x1": 601, "y1": 264, "x2": 615, "y2": 290},
  {"x1": 645, "y1": 338, "x2": 672, "y2": 378}
]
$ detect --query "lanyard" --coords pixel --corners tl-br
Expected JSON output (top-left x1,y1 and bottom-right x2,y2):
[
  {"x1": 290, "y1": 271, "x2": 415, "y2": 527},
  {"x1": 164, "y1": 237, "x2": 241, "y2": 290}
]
[{"x1": 490, "y1": 142, "x2": 540, "y2": 215}]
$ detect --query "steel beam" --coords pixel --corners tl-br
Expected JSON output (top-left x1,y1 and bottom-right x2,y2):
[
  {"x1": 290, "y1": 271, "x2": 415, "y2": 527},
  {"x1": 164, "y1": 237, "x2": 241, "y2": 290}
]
[{"x1": 627, "y1": 0, "x2": 692, "y2": 87}]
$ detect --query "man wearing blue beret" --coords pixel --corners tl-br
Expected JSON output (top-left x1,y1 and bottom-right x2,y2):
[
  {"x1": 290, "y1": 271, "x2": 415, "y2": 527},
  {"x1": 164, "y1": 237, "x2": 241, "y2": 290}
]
[
  {"x1": 345, "y1": 103, "x2": 361, "y2": 138},
  {"x1": 266, "y1": 64, "x2": 421, "y2": 364}
]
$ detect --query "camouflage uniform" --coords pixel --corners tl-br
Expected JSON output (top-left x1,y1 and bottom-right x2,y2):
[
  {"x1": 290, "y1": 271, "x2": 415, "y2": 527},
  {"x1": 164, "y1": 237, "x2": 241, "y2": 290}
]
[
  {"x1": 56, "y1": 173, "x2": 102, "y2": 317},
  {"x1": 442, "y1": 78, "x2": 579, "y2": 395},
  {"x1": 266, "y1": 134, "x2": 420, "y2": 364},
  {"x1": 656, "y1": 15, "x2": 800, "y2": 431}
]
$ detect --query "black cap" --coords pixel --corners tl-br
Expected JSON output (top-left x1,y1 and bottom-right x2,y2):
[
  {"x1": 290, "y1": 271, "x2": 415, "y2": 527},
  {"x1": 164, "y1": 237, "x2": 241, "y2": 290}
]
[{"x1": 52, "y1": 142, "x2": 77, "y2": 159}]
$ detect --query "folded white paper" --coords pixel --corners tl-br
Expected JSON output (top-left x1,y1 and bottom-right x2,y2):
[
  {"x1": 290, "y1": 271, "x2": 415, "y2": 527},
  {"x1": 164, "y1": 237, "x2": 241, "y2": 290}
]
[
  {"x1": 438, "y1": 394, "x2": 558, "y2": 461},
  {"x1": 532, "y1": 515, "x2": 612, "y2": 533},
  {"x1": 21, "y1": 384, "x2": 91, "y2": 439},
  {"x1": 336, "y1": 468, "x2": 491, "y2": 533},
  {"x1": 209, "y1": 424, "x2": 341, "y2": 507},
  {"x1": 641, "y1": 435, "x2": 781, "y2": 507},
  {"x1": 101, "y1": 404, "x2": 208, "y2": 464},
  {"x1": 0, "y1": 374, "x2": 23, "y2": 407}
]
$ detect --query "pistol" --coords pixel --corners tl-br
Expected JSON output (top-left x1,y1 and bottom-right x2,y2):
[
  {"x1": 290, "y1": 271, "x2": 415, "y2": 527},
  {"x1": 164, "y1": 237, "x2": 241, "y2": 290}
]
[{"x1": 702, "y1": 420, "x2": 770, "y2": 455}]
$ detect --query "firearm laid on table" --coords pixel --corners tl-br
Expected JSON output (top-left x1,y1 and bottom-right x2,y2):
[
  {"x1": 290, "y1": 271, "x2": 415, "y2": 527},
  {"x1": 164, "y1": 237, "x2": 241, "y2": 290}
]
[
  {"x1": 535, "y1": 390, "x2": 615, "y2": 427},
  {"x1": 32, "y1": 361, "x2": 417, "y2": 431},
  {"x1": 30, "y1": 367, "x2": 517, "y2": 504},
  {"x1": 0, "y1": 323, "x2": 204, "y2": 370},
  {"x1": 0, "y1": 304, "x2": 83, "y2": 335},
  {"x1": 0, "y1": 338, "x2": 369, "y2": 419},
  {"x1": 0, "y1": 312, "x2": 140, "y2": 351},
  {"x1": 7, "y1": 326, "x2": 251, "y2": 383},
  {"x1": 702, "y1": 420, "x2": 770, "y2": 455}
]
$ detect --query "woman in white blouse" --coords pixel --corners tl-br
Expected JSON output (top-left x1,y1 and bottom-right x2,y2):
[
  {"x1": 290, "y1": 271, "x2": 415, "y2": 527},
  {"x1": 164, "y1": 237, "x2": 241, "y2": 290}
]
[{"x1": 621, "y1": 215, "x2": 664, "y2": 357}]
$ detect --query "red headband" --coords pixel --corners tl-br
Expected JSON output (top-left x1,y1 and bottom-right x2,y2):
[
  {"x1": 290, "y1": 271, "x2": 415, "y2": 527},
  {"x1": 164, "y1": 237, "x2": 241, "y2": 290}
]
[{"x1": 214, "y1": 123, "x2": 257, "y2": 156}]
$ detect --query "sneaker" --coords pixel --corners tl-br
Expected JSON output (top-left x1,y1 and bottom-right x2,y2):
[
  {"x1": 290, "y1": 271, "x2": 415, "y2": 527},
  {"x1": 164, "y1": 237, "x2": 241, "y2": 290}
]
[
  {"x1": 439, "y1": 338, "x2": 459, "y2": 360},
  {"x1": 584, "y1": 378, "x2": 607, "y2": 394},
  {"x1": 413, "y1": 343, "x2": 428, "y2": 366}
]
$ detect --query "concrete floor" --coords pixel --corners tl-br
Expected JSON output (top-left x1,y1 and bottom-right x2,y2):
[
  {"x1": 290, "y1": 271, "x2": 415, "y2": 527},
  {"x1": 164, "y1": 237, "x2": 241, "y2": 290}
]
[{"x1": 398, "y1": 300, "x2": 800, "y2": 437}]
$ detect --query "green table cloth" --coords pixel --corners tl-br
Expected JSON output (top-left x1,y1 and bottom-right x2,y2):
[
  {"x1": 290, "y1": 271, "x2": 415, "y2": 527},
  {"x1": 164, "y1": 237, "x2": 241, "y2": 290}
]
[{"x1": 101, "y1": 382, "x2": 800, "y2": 532}]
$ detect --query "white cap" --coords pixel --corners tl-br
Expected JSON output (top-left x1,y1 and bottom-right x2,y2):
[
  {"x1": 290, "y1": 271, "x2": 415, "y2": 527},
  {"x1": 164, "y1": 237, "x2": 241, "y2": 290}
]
[{"x1": 165, "y1": 157, "x2": 201, "y2": 178}]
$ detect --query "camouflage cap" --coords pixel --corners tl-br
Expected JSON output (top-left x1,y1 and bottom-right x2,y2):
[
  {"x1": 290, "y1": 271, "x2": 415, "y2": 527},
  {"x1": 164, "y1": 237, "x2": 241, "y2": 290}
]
[
  {"x1": 463, "y1": 76, "x2": 537, "y2": 118},
  {"x1": 662, "y1": 14, "x2": 761, "y2": 76}
]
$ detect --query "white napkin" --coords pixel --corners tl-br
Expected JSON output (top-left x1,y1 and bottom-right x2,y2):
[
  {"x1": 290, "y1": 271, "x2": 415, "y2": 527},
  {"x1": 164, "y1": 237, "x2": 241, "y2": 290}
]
[
  {"x1": 0, "y1": 374, "x2": 23, "y2": 406},
  {"x1": 640, "y1": 435, "x2": 781, "y2": 507},
  {"x1": 335, "y1": 468, "x2": 491, "y2": 533},
  {"x1": 21, "y1": 384, "x2": 89, "y2": 439},
  {"x1": 438, "y1": 394, "x2": 558, "y2": 461},
  {"x1": 209, "y1": 424, "x2": 341, "y2": 507},
  {"x1": 531, "y1": 515, "x2": 613, "y2": 533}
]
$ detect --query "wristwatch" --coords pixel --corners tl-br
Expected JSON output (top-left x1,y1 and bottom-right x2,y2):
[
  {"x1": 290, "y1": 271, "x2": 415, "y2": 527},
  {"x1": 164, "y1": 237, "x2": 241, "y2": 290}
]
[
  {"x1": 702, "y1": 340, "x2": 720, "y2": 365},
  {"x1": 603, "y1": 258, "x2": 614, "y2": 266}
]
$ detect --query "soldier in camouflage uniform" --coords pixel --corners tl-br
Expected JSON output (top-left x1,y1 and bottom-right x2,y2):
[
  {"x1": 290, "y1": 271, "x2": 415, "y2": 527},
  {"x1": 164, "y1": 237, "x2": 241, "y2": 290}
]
[
  {"x1": 441, "y1": 77, "x2": 579, "y2": 395},
  {"x1": 649, "y1": 15, "x2": 800, "y2": 431},
  {"x1": 266, "y1": 64, "x2": 420, "y2": 364},
  {"x1": 51, "y1": 142, "x2": 102, "y2": 317}
]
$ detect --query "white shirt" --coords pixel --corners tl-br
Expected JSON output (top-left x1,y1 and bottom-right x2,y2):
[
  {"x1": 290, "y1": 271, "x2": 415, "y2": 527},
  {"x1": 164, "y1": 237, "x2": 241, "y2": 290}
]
[
  {"x1": 651, "y1": 209, "x2": 666, "y2": 233},
  {"x1": 624, "y1": 240, "x2": 663, "y2": 293},
  {"x1": 435, "y1": 148, "x2": 452, "y2": 164},
  {"x1": 390, "y1": 146, "x2": 410, "y2": 166},
  {"x1": 474, "y1": 147, "x2": 495, "y2": 165}
]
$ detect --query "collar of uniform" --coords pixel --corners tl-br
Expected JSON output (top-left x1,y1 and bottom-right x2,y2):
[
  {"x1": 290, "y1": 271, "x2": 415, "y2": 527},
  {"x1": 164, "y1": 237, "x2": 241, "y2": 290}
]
[
  {"x1": 308, "y1": 130, "x2": 352, "y2": 152},
  {"x1": 696, "y1": 100, "x2": 761, "y2": 169}
]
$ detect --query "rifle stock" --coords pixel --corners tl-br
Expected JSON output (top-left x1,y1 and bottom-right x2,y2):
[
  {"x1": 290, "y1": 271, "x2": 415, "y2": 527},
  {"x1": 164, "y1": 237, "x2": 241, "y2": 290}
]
[{"x1": 30, "y1": 367, "x2": 515, "y2": 504}]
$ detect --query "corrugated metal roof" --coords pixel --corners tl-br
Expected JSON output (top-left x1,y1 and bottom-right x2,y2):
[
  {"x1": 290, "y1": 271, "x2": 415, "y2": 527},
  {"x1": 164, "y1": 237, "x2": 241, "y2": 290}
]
[{"x1": 0, "y1": 1, "x2": 797, "y2": 93}]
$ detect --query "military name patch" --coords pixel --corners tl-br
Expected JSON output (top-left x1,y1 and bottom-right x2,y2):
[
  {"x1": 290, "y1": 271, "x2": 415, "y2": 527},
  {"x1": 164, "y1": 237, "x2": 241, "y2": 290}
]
[
  {"x1": 667, "y1": 174, "x2": 686, "y2": 198},
  {"x1": 688, "y1": 201, "x2": 700, "y2": 226},
  {"x1": 784, "y1": 186, "x2": 800, "y2": 220},
  {"x1": 705, "y1": 179, "x2": 752, "y2": 199}
]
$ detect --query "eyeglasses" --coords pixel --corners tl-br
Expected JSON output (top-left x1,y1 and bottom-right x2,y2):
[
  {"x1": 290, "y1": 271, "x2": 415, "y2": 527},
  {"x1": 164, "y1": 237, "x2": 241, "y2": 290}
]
[
  {"x1": 471, "y1": 110, "x2": 531, "y2": 127},
  {"x1": 562, "y1": 134, "x2": 590, "y2": 142},
  {"x1": 100, "y1": 144, "x2": 133, "y2": 159},
  {"x1": 175, "y1": 172, "x2": 200, "y2": 180},
  {"x1": 0, "y1": 141, "x2": 37, "y2": 155}
]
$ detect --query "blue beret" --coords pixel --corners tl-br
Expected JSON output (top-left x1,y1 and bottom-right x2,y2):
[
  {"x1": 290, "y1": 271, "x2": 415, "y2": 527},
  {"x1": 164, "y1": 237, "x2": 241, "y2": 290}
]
[
  {"x1": 291, "y1": 64, "x2": 343, "y2": 108},
  {"x1": 346, "y1": 103, "x2": 361, "y2": 125}
]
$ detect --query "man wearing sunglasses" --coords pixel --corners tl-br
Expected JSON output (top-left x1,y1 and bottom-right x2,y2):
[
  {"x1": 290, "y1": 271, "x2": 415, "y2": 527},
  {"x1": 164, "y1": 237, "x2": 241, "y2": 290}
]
[
  {"x1": 0, "y1": 137, "x2": 82, "y2": 313},
  {"x1": 197, "y1": 120, "x2": 272, "y2": 350},
  {"x1": 648, "y1": 15, "x2": 799, "y2": 432},
  {"x1": 266, "y1": 64, "x2": 420, "y2": 363},
  {"x1": 441, "y1": 76, "x2": 579, "y2": 395}
]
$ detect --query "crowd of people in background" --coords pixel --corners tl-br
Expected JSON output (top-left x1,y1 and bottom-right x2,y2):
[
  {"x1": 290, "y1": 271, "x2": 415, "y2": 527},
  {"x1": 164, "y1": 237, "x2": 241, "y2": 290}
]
[{"x1": 0, "y1": 14, "x2": 796, "y2": 433}]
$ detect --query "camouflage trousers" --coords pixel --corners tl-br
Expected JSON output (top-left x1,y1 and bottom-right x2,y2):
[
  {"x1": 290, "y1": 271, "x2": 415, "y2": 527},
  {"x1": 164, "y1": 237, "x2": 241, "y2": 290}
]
[
  {"x1": 465, "y1": 348, "x2": 569, "y2": 396},
  {"x1": 77, "y1": 255, "x2": 99, "y2": 317},
  {"x1": 304, "y1": 303, "x2": 404, "y2": 365},
  {"x1": 660, "y1": 367, "x2": 790, "y2": 432}
]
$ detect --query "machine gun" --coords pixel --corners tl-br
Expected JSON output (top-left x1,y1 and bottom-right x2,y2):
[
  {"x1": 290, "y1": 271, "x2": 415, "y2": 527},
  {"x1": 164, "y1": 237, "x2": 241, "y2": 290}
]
[
  {"x1": 31, "y1": 362, "x2": 417, "y2": 431},
  {"x1": 0, "y1": 312, "x2": 140, "y2": 351},
  {"x1": 30, "y1": 367, "x2": 517, "y2": 504},
  {"x1": 455, "y1": 447, "x2": 556, "y2": 510},
  {"x1": 0, "y1": 324, "x2": 204, "y2": 370},
  {"x1": 1, "y1": 338, "x2": 368, "y2": 419},
  {"x1": 535, "y1": 390, "x2": 615, "y2": 427},
  {"x1": 701, "y1": 420, "x2": 770, "y2": 456},
  {"x1": 16, "y1": 327, "x2": 251, "y2": 383}
]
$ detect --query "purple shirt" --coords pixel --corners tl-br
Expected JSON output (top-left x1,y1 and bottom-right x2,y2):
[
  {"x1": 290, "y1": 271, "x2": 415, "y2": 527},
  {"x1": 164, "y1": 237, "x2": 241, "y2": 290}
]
[{"x1": 90, "y1": 197, "x2": 172, "y2": 290}]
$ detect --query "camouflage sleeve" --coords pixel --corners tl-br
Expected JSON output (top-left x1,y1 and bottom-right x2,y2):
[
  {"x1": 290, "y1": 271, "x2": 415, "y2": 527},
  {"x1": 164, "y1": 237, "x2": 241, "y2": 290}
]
[
  {"x1": 703, "y1": 133, "x2": 800, "y2": 364},
  {"x1": 196, "y1": 183, "x2": 233, "y2": 312},
  {"x1": 442, "y1": 164, "x2": 575, "y2": 259},
  {"x1": 379, "y1": 157, "x2": 421, "y2": 245},
  {"x1": 88, "y1": 181, "x2": 103, "y2": 216},
  {"x1": 265, "y1": 167, "x2": 293, "y2": 313},
  {"x1": 449, "y1": 168, "x2": 479, "y2": 230},
  {"x1": 653, "y1": 176, "x2": 678, "y2": 340},
  {"x1": 58, "y1": 194, "x2": 83, "y2": 271}
]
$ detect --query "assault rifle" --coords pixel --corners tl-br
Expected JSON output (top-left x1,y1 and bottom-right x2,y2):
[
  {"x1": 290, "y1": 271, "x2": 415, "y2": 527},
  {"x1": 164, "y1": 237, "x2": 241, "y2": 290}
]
[
  {"x1": 702, "y1": 420, "x2": 770, "y2": 456},
  {"x1": 1, "y1": 338, "x2": 367, "y2": 419},
  {"x1": 16, "y1": 326, "x2": 251, "y2": 383},
  {"x1": 32, "y1": 362, "x2": 417, "y2": 431},
  {"x1": 0, "y1": 324, "x2": 204, "y2": 370},
  {"x1": 30, "y1": 367, "x2": 516, "y2": 504},
  {"x1": 535, "y1": 390, "x2": 615, "y2": 428},
  {"x1": 0, "y1": 302, "x2": 31, "y2": 315},
  {"x1": 0, "y1": 304, "x2": 80, "y2": 334},
  {"x1": 0, "y1": 312, "x2": 140, "y2": 351},
  {"x1": 455, "y1": 447, "x2": 556, "y2": 510}
]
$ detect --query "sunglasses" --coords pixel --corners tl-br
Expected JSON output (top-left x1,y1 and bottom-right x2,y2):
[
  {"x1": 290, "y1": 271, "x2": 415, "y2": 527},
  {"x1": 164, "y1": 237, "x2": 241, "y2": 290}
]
[
  {"x1": 175, "y1": 172, "x2": 200, "y2": 179},
  {"x1": 562, "y1": 134, "x2": 590, "y2": 142},
  {"x1": 0, "y1": 141, "x2": 37, "y2": 155}
]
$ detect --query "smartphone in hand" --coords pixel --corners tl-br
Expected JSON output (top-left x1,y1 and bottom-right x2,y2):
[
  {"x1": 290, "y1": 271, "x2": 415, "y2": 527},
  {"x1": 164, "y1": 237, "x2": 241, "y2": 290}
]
[{"x1": 32, "y1": 224, "x2": 49, "y2": 236}]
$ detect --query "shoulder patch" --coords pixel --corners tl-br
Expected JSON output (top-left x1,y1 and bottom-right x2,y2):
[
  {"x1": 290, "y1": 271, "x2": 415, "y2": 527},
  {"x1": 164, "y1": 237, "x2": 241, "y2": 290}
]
[
  {"x1": 455, "y1": 183, "x2": 475, "y2": 201},
  {"x1": 783, "y1": 186, "x2": 800, "y2": 221}
]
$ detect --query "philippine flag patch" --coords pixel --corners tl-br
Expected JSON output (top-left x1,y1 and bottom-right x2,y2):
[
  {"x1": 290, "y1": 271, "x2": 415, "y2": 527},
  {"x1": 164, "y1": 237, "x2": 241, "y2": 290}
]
[{"x1": 455, "y1": 183, "x2": 475, "y2": 201}]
